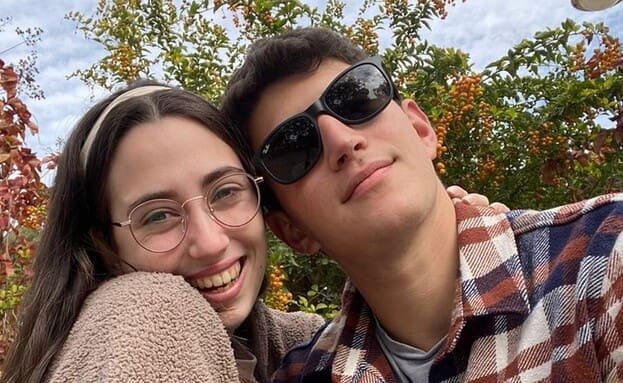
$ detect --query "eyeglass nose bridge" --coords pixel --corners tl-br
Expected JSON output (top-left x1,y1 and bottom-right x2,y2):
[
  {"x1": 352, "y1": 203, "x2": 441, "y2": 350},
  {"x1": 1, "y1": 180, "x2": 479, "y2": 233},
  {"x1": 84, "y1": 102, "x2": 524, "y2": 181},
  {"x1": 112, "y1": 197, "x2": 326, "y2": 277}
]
[
  {"x1": 302, "y1": 98, "x2": 350, "y2": 149},
  {"x1": 180, "y1": 193, "x2": 218, "y2": 223},
  {"x1": 306, "y1": 99, "x2": 332, "y2": 122},
  {"x1": 180, "y1": 194, "x2": 209, "y2": 209}
]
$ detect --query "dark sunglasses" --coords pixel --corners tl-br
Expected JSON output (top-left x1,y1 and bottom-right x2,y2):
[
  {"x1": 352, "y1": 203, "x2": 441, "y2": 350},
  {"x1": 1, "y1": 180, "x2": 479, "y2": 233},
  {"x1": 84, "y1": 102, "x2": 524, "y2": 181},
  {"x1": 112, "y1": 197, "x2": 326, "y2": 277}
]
[{"x1": 253, "y1": 56, "x2": 399, "y2": 184}]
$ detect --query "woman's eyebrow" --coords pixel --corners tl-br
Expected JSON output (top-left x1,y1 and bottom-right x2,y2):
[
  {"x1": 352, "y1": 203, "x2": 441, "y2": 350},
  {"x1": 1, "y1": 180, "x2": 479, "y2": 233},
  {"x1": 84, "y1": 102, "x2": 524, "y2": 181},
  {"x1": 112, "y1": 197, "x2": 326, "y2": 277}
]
[
  {"x1": 200, "y1": 166, "x2": 245, "y2": 188},
  {"x1": 126, "y1": 190, "x2": 178, "y2": 215}
]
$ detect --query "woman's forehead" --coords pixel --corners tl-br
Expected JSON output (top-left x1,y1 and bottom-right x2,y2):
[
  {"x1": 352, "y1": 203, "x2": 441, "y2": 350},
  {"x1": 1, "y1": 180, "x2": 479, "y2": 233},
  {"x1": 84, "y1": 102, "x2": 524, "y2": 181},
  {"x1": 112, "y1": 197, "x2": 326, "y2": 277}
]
[{"x1": 106, "y1": 116, "x2": 243, "y2": 210}]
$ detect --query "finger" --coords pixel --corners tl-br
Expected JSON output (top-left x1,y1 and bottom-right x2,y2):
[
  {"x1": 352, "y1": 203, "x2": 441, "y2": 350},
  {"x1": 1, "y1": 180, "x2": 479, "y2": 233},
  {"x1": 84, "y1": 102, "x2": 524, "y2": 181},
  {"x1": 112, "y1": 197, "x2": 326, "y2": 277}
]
[
  {"x1": 461, "y1": 193, "x2": 490, "y2": 207},
  {"x1": 489, "y1": 202, "x2": 510, "y2": 213},
  {"x1": 446, "y1": 185, "x2": 468, "y2": 199}
]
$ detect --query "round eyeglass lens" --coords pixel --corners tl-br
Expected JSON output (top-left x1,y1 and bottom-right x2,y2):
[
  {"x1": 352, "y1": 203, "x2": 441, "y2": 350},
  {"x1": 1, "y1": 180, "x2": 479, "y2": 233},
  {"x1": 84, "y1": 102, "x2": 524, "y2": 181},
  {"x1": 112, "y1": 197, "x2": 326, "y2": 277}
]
[
  {"x1": 129, "y1": 199, "x2": 187, "y2": 252},
  {"x1": 262, "y1": 116, "x2": 321, "y2": 183},
  {"x1": 208, "y1": 173, "x2": 261, "y2": 227}
]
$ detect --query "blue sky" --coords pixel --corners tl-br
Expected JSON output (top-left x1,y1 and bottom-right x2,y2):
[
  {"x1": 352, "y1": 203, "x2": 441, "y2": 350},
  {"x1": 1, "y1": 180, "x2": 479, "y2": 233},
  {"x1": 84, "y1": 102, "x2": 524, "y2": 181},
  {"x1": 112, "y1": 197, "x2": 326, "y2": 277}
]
[{"x1": 1, "y1": 0, "x2": 622, "y2": 179}]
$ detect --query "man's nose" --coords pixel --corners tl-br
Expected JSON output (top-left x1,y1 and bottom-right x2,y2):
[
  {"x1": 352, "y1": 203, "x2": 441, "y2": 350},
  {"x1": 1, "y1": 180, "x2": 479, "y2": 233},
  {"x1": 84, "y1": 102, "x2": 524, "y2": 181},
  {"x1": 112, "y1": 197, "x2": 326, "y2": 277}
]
[{"x1": 317, "y1": 114, "x2": 368, "y2": 171}]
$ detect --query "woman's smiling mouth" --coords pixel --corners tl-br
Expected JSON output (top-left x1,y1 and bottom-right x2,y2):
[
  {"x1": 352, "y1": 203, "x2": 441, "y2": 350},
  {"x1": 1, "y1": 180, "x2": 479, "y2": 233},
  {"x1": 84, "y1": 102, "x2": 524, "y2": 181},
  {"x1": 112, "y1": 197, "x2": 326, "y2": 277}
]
[{"x1": 188, "y1": 260, "x2": 242, "y2": 293}]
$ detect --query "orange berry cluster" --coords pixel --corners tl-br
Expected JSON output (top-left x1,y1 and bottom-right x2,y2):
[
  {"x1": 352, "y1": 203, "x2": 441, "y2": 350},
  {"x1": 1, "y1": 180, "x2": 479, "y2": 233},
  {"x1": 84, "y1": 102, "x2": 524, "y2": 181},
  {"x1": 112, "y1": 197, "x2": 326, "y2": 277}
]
[
  {"x1": 384, "y1": 0, "x2": 408, "y2": 16},
  {"x1": 22, "y1": 204, "x2": 46, "y2": 230},
  {"x1": 527, "y1": 123, "x2": 567, "y2": 156},
  {"x1": 477, "y1": 101, "x2": 494, "y2": 137},
  {"x1": 351, "y1": 20, "x2": 378, "y2": 54},
  {"x1": 433, "y1": 74, "x2": 490, "y2": 176},
  {"x1": 265, "y1": 265, "x2": 292, "y2": 312},
  {"x1": 528, "y1": 131, "x2": 541, "y2": 155},
  {"x1": 477, "y1": 157, "x2": 501, "y2": 184},
  {"x1": 586, "y1": 36, "x2": 622, "y2": 79},
  {"x1": 569, "y1": 42, "x2": 586, "y2": 72},
  {"x1": 109, "y1": 44, "x2": 139, "y2": 80},
  {"x1": 232, "y1": 13, "x2": 241, "y2": 28},
  {"x1": 434, "y1": 112, "x2": 453, "y2": 159},
  {"x1": 449, "y1": 74, "x2": 483, "y2": 111},
  {"x1": 384, "y1": 0, "x2": 394, "y2": 16},
  {"x1": 394, "y1": 69, "x2": 418, "y2": 89},
  {"x1": 239, "y1": 1, "x2": 255, "y2": 19},
  {"x1": 262, "y1": 13, "x2": 275, "y2": 28},
  {"x1": 423, "y1": 0, "x2": 465, "y2": 19},
  {"x1": 435, "y1": 162, "x2": 446, "y2": 175},
  {"x1": 228, "y1": 2, "x2": 275, "y2": 30}
]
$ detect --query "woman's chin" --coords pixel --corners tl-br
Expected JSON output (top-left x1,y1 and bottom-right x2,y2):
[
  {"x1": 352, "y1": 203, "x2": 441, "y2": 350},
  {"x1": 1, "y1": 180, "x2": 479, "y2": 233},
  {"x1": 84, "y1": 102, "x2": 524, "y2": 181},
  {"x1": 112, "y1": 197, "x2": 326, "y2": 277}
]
[{"x1": 218, "y1": 308, "x2": 248, "y2": 334}]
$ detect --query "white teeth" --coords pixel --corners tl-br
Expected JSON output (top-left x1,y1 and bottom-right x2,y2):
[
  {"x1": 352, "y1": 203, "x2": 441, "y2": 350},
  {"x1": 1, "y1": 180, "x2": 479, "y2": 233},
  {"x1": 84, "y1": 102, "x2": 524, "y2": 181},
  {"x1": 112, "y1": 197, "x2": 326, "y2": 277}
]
[
  {"x1": 222, "y1": 270, "x2": 232, "y2": 284},
  {"x1": 204, "y1": 278, "x2": 213, "y2": 289},
  {"x1": 190, "y1": 261, "x2": 241, "y2": 290},
  {"x1": 196, "y1": 278, "x2": 206, "y2": 289},
  {"x1": 211, "y1": 274, "x2": 223, "y2": 287}
]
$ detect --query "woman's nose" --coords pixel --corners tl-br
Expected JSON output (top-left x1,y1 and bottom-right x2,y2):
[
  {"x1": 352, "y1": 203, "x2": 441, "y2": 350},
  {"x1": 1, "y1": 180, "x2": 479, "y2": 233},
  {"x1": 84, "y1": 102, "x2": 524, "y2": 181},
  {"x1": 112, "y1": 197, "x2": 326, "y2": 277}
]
[{"x1": 184, "y1": 201, "x2": 230, "y2": 259}]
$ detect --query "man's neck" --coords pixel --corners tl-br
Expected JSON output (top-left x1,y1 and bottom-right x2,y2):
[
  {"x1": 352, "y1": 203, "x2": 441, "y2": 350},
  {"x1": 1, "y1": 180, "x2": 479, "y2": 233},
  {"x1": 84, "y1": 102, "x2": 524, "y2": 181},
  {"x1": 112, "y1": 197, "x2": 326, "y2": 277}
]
[{"x1": 343, "y1": 188, "x2": 459, "y2": 351}]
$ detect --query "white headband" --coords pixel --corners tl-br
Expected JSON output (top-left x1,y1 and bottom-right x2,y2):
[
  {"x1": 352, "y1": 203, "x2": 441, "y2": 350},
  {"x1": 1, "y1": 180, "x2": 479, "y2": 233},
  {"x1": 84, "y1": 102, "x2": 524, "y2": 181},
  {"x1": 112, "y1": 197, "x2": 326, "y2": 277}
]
[{"x1": 80, "y1": 85, "x2": 170, "y2": 171}]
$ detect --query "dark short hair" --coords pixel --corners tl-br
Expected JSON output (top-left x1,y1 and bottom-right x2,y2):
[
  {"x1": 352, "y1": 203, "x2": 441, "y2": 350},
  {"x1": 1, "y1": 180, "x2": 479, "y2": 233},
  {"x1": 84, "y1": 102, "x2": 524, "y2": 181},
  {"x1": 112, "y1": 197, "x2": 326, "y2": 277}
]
[{"x1": 221, "y1": 27, "x2": 368, "y2": 210}]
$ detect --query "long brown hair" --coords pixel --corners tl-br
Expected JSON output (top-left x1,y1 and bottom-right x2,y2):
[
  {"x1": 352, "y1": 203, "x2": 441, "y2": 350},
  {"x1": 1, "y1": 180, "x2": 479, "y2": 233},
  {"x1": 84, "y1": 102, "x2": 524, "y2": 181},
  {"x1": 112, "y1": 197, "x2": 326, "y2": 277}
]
[{"x1": 0, "y1": 81, "x2": 251, "y2": 383}]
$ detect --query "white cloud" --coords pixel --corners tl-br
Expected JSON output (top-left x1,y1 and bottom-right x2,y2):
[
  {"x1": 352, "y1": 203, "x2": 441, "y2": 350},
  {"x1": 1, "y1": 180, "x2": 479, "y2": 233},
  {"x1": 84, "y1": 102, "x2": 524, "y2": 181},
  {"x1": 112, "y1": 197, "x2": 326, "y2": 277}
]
[
  {"x1": 1, "y1": 0, "x2": 622, "y2": 162},
  {"x1": 421, "y1": 0, "x2": 623, "y2": 69}
]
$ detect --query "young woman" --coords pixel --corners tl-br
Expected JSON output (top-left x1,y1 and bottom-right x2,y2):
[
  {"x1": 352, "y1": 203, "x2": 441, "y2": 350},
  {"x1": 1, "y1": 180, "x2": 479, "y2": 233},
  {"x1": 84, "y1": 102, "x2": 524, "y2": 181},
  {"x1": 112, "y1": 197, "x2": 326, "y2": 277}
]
[{"x1": 1, "y1": 82, "x2": 324, "y2": 383}]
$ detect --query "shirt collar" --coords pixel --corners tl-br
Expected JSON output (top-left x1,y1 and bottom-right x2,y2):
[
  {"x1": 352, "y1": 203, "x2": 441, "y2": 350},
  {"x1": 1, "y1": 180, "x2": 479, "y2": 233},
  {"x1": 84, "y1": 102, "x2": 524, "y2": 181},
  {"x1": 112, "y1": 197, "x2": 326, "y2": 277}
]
[
  {"x1": 300, "y1": 203, "x2": 531, "y2": 379},
  {"x1": 454, "y1": 202, "x2": 530, "y2": 318},
  {"x1": 441, "y1": 203, "x2": 530, "y2": 356}
]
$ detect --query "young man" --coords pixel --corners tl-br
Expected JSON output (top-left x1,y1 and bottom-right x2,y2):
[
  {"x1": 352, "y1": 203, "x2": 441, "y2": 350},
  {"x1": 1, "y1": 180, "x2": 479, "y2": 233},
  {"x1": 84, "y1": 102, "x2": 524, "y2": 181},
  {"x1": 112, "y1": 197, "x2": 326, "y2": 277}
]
[{"x1": 222, "y1": 28, "x2": 623, "y2": 382}]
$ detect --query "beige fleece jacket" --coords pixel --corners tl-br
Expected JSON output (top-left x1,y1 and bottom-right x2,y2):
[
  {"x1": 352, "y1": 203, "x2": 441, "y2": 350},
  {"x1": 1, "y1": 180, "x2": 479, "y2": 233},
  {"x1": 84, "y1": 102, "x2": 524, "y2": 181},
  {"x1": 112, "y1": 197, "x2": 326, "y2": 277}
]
[{"x1": 45, "y1": 272, "x2": 324, "y2": 382}]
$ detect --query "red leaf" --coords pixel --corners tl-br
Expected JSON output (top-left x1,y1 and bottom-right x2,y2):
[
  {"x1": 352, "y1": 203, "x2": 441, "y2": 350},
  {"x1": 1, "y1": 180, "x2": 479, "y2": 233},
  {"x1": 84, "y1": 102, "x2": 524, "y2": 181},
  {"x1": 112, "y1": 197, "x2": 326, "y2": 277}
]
[
  {"x1": 0, "y1": 66, "x2": 18, "y2": 99},
  {"x1": 1, "y1": 259, "x2": 15, "y2": 278},
  {"x1": 27, "y1": 120, "x2": 39, "y2": 135},
  {"x1": 0, "y1": 215, "x2": 8, "y2": 231}
]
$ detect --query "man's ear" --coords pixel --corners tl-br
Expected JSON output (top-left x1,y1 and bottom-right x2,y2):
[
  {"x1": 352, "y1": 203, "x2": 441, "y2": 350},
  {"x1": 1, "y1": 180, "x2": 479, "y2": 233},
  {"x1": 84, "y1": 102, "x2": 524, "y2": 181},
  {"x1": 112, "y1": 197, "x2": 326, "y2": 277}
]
[
  {"x1": 401, "y1": 99, "x2": 438, "y2": 160},
  {"x1": 265, "y1": 210, "x2": 321, "y2": 255}
]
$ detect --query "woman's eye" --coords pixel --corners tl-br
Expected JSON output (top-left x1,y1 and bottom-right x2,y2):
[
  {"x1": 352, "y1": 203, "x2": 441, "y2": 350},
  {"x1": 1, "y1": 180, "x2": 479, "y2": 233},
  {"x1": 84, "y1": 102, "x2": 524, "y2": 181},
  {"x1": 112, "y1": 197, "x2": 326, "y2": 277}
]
[
  {"x1": 211, "y1": 182, "x2": 250, "y2": 206},
  {"x1": 145, "y1": 211, "x2": 168, "y2": 223},
  {"x1": 213, "y1": 186, "x2": 238, "y2": 201},
  {"x1": 141, "y1": 209, "x2": 180, "y2": 226}
]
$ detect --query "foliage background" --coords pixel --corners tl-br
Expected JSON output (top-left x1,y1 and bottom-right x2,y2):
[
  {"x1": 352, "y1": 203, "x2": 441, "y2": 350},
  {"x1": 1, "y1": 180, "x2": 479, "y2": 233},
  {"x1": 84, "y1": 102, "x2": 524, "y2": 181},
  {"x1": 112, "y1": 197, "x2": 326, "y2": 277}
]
[{"x1": 1, "y1": 0, "x2": 622, "y2": 364}]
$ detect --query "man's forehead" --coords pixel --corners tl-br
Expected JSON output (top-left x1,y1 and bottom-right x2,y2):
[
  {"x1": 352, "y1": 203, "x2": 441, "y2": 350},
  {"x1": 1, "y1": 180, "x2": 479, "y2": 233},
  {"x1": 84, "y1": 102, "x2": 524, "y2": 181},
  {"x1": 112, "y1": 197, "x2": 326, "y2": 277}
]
[{"x1": 246, "y1": 59, "x2": 351, "y2": 147}]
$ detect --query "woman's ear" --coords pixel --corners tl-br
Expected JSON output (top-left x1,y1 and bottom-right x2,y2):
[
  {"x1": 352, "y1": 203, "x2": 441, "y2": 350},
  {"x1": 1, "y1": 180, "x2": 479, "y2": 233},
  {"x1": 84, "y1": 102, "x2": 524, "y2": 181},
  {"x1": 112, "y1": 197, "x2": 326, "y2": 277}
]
[
  {"x1": 265, "y1": 210, "x2": 321, "y2": 255},
  {"x1": 88, "y1": 228, "x2": 132, "y2": 274}
]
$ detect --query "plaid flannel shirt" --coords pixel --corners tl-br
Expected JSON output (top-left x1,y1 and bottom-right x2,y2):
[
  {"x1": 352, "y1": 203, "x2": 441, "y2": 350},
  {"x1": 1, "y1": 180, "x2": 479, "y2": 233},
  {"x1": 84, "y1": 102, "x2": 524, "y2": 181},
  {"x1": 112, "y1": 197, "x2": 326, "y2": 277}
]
[{"x1": 273, "y1": 193, "x2": 623, "y2": 382}]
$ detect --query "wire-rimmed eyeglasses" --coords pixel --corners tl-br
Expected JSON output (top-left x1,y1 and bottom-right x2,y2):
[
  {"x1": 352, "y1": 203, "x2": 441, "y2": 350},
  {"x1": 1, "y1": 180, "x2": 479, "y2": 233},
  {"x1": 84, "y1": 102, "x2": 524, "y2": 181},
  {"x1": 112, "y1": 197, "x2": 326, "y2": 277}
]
[{"x1": 112, "y1": 172, "x2": 263, "y2": 253}]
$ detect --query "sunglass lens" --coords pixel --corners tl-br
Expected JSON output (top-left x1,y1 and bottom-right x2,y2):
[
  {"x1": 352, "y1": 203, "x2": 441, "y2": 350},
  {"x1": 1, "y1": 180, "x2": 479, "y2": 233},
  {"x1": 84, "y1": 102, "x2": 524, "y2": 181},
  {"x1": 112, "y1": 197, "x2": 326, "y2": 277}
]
[
  {"x1": 261, "y1": 115, "x2": 321, "y2": 183},
  {"x1": 325, "y1": 63, "x2": 392, "y2": 122}
]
